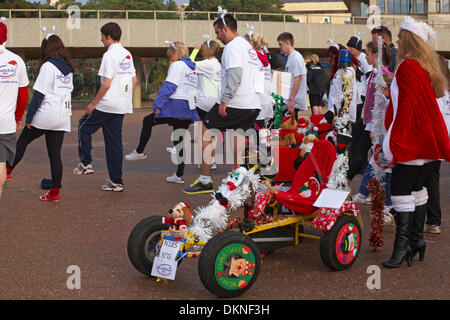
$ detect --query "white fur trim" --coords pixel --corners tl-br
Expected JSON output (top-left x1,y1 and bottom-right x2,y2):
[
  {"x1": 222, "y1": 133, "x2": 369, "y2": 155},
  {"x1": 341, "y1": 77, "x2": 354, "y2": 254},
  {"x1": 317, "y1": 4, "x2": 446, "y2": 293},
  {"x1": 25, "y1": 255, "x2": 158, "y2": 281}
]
[
  {"x1": 412, "y1": 187, "x2": 428, "y2": 206},
  {"x1": 391, "y1": 195, "x2": 415, "y2": 212},
  {"x1": 400, "y1": 16, "x2": 436, "y2": 42}
]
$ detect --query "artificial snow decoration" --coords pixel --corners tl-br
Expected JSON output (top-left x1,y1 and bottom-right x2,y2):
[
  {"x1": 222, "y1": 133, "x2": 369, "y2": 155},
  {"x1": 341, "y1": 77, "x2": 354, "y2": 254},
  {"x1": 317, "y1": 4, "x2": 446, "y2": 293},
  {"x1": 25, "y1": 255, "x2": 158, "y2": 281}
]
[{"x1": 190, "y1": 167, "x2": 260, "y2": 242}]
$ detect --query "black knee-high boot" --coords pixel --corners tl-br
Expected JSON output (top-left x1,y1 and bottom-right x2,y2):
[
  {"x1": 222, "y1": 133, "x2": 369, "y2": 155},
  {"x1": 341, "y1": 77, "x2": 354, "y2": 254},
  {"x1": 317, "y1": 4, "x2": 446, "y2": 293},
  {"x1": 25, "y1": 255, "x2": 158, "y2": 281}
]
[
  {"x1": 382, "y1": 211, "x2": 412, "y2": 268},
  {"x1": 409, "y1": 204, "x2": 427, "y2": 261}
]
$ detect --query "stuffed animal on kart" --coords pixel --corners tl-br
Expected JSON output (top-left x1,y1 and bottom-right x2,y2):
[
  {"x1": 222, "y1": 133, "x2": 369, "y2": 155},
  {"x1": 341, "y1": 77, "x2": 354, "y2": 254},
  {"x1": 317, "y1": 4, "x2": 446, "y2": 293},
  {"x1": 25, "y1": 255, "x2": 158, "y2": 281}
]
[
  {"x1": 162, "y1": 202, "x2": 193, "y2": 238},
  {"x1": 279, "y1": 113, "x2": 299, "y2": 147},
  {"x1": 297, "y1": 117, "x2": 309, "y2": 136},
  {"x1": 299, "y1": 131, "x2": 318, "y2": 160}
]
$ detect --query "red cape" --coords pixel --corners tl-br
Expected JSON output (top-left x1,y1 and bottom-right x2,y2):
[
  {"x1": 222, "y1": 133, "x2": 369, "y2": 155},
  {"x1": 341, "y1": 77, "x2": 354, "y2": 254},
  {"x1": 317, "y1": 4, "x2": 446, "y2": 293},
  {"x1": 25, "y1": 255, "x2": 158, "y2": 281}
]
[{"x1": 385, "y1": 58, "x2": 450, "y2": 163}]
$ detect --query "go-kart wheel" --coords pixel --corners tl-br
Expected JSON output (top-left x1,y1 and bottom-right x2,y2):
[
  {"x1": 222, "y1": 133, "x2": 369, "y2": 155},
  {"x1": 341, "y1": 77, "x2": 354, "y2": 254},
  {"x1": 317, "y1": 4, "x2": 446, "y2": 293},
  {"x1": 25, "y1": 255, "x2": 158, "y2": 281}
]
[
  {"x1": 127, "y1": 216, "x2": 167, "y2": 277},
  {"x1": 320, "y1": 213, "x2": 361, "y2": 271},
  {"x1": 198, "y1": 231, "x2": 261, "y2": 298}
]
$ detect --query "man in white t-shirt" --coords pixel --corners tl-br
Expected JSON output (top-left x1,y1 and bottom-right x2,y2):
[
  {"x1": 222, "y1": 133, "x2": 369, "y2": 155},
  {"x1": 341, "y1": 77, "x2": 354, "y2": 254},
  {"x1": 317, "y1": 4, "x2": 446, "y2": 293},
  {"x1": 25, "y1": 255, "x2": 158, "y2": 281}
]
[
  {"x1": 277, "y1": 32, "x2": 307, "y2": 115},
  {"x1": 184, "y1": 14, "x2": 261, "y2": 195},
  {"x1": 0, "y1": 19, "x2": 29, "y2": 198},
  {"x1": 73, "y1": 22, "x2": 137, "y2": 192}
]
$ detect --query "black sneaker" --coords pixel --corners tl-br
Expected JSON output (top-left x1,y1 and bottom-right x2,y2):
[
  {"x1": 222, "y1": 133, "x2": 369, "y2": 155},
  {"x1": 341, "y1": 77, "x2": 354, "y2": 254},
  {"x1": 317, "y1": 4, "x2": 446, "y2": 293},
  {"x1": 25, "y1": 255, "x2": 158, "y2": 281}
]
[{"x1": 183, "y1": 178, "x2": 213, "y2": 194}]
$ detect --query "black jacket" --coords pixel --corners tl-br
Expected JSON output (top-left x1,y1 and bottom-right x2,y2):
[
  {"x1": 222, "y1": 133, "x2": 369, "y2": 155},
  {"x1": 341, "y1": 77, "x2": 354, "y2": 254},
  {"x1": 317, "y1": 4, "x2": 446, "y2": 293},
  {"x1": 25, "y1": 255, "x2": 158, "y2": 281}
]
[{"x1": 307, "y1": 62, "x2": 326, "y2": 96}]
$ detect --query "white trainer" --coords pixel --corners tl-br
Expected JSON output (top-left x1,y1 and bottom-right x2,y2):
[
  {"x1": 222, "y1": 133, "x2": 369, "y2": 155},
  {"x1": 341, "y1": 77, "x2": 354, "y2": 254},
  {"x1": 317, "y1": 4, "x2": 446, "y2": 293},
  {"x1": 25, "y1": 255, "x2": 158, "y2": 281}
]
[
  {"x1": 352, "y1": 193, "x2": 370, "y2": 204},
  {"x1": 166, "y1": 146, "x2": 176, "y2": 154},
  {"x1": 73, "y1": 162, "x2": 94, "y2": 175},
  {"x1": 101, "y1": 180, "x2": 124, "y2": 192},
  {"x1": 125, "y1": 150, "x2": 147, "y2": 161},
  {"x1": 166, "y1": 173, "x2": 184, "y2": 184}
]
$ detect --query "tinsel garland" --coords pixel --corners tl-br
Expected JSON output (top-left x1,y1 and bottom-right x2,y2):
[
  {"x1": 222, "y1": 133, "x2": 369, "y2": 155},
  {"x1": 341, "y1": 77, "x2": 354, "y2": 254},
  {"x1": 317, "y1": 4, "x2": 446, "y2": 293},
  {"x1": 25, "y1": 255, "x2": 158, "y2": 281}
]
[
  {"x1": 368, "y1": 68, "x2": 389, "y2": 251},
  {"x1": 367, "y1": 178, "x2": 385, "y2": 251},
  {"x1": 272, "y1": 93, "x2": 284, "y2": 129},
  {"x1": 327, "y1": 68, "x2": 354, "y2": 191}
]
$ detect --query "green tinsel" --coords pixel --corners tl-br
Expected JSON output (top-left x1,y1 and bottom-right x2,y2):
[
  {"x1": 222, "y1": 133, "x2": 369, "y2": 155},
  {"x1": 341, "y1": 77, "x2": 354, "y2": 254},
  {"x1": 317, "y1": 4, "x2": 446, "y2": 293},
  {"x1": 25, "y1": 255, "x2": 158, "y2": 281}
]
[{"x1": 272, "y1": 93, "x2": 284, "y2": 129}]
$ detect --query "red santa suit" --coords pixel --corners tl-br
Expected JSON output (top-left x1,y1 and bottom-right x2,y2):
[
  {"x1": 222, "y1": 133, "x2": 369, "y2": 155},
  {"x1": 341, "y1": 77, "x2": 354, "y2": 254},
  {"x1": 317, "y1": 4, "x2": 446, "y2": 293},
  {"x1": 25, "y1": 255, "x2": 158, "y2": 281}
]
[{"x1": 383, "y1": 58, "x2": 450, "y2": 165}]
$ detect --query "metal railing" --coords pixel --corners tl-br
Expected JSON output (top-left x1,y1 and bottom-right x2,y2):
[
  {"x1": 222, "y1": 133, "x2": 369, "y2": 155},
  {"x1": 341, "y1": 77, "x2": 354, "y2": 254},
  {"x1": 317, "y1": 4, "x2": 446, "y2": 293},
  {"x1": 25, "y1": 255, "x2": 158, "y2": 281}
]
[{"x1": 0, "y1": 9, "x2": 449, "y2": 26}]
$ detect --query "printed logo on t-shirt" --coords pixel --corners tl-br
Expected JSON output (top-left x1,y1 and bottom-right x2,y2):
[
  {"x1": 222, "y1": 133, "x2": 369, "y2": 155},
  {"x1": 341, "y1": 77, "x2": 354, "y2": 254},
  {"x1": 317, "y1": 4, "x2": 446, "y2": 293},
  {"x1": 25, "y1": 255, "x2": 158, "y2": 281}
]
[
  {"x1": 184, "y1": 71, "x2": 197, "y2": 85},
  {"x1": 248, "y1": 49, "x2": 258, "y2": 62},
  {"x1": 119, "y1": 55, "x2": 132, "y2": 71},
  {"x1": 0, "y1": 60, "x2": 17, "y2": 78},
  {"x1": 57, "y1": 74, "x2": 71, "y2": 85}
]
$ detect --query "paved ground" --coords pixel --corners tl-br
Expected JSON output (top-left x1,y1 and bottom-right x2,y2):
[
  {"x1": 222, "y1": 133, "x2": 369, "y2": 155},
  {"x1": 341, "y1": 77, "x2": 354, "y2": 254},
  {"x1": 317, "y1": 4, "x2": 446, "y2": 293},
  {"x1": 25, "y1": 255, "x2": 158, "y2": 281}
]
[{"x1": 1, "y1": 108, "x2": 449, "y2": 300}]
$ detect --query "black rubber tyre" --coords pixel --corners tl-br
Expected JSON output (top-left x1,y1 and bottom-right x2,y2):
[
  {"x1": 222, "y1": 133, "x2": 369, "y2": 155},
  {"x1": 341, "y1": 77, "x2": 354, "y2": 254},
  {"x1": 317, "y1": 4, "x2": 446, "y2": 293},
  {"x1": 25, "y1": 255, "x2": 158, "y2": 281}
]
[
  {"x1": 127, "y1": 216, "x2": 168, "y2": 277},
  {"x1": 319, "y1": 213, "x2": 362, "y2": 271},
  {"x1": 198, "y1": 231, "x2": 261, "y2": 298}
]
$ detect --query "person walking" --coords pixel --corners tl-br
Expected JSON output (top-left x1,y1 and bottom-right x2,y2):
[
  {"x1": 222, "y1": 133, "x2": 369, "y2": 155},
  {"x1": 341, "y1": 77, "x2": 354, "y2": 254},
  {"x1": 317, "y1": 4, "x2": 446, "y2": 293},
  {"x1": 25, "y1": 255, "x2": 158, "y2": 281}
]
[
  {"x1": 0, "y1": 17, "x2": 29, "y2": 199},
  {"x1": 73, "y1": 22, "x2": 137, "y2": 192},
  {"x1": 183, "y1": 13, "x2": 261, "y2": 194},
  {"x1": 306, "y1": 54, "x2": 326, "y2": 115},
  {"x1": 7, "y1": 34, "x2": 73, "y2": 201},
  {"x1": 125, "y1": 41, "x2": 199, "y2": 184},
  {"x1": 381, "y1": 17, "x2": 450, "y2": 268}
]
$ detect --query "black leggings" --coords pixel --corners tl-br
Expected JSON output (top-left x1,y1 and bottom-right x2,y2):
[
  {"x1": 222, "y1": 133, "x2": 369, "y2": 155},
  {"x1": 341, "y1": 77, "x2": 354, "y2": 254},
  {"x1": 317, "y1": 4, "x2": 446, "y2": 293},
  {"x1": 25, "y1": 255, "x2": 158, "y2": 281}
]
[
  {"x1": 136, "y1": 113, "x2": 191, "y2": 177},
  {"x1": 8, "y1": 126, "x2": 65, "y2": 188}
]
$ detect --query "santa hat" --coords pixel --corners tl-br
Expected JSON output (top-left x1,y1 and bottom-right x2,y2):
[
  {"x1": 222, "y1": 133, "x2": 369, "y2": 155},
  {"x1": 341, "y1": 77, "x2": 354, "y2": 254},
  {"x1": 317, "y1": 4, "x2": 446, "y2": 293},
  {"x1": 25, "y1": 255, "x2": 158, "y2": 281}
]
[
  {"x1": 347, "y1": 32, "x2": 364, "y2": 51},
  {"x1": 179, "y1": 202, "x2": 191, "y2": 211},
  {"x1": 400, "y1": 16, "x2": 436, "y2": 42},
  {"x1": 309, "y1": 114, "x2": 326, "y2": 132},
  {"x1": 297, "y1": 117, "x2": 308, "y2": 129},
  {"x1": 0, "y1": 17, "x2": 7, "y2": 46}
]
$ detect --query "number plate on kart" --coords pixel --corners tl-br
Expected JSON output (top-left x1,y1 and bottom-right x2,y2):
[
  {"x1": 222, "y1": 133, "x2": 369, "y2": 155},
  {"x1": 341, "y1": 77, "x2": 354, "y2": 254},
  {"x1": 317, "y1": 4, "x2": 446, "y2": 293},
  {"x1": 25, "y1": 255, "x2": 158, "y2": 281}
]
[{"x1": 151, "y1": 237, "x2": 182, "y2": 280}]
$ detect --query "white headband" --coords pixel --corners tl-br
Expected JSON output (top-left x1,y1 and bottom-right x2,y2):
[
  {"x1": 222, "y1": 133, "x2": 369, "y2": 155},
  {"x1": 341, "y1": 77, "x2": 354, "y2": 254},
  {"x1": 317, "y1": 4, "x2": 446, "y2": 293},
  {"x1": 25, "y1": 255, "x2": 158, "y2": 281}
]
[
  {"x1": 400, "y1": 16, "x2": 436, "y2": 42},
  {"x1": 164, "y1": 40, "x2": 176, "y2": 49},
  {"x1": 327, "y1": 38, "x2": 339, "y2": 50},
  {"x1": 202, "y1": 34, "x2": 211, "y2": 48},
  {"x1": 42, "y1": 25, "x2": 56, "y2": 40},
  {"x1": 244, "y1": 24, "x2": 255, "y2": 41},
  {"x1": 217, "y1": 6, "x2": 227, "y2": 26}
]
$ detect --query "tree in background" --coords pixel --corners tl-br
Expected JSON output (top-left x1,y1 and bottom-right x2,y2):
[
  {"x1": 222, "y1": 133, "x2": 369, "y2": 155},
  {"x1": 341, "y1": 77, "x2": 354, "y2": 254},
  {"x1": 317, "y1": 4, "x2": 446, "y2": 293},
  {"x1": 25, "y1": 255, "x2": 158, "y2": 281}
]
[{"x1": 188, "y1": 0, "x2": 286, "y2": 13}]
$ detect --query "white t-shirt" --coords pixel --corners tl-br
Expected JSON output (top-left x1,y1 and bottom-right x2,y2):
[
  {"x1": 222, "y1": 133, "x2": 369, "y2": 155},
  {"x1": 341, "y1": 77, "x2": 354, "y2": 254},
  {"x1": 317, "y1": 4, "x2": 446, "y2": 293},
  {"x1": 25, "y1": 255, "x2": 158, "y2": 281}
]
[
  {"x1": 285, "y1": 50, "x2": 307, "y2": 110},
  {"x1": 219, "y1": 36, "x2": 261, "y2": 110},
  {"x1": 166, "y1": 60, "x2": 198, "y2": 100},
  {"x1": 437, "y1": 90, "x2": 450, "y2": 137},
  {"x1": 257, "y1": 62, "x2": 274, "y2": 120},
  {"x1": 356, "y1": 52, "x2": 373, "y2": 102},
  {"x1": 32, "y1": 62, "x2": 73, "y2": 132},
  {"x1": 195, "y1": 58, "x2": 221, "y2": 99},
  {"x1": 0, "y1": 49, "x2": 29, "y2": 134},
  {"x1": 96, "y1": 43, "x2": 136, "y2": 115}
]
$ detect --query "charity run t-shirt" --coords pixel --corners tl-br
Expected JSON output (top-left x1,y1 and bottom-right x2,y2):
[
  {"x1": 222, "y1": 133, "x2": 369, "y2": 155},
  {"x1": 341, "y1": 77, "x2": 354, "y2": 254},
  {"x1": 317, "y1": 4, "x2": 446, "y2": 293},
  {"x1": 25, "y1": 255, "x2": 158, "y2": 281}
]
[
  {"x1": 32, "y1": 62, "x2": 73, "y2": 132},
  {"x1": 0, "y1": 49, "x2": 29, "y2": 134},
  {"x1": 285, "y1": 50, "x2": 307, "y2": 110},
  {"x1": 166, "y1": 60, "x2": 198, "y2": 100},
  {"x1": 219, "y1": 36, "x2": 261, "y2": 110},
  {"x1": 96, "y1": 43, "x2": 136, "y2": 114},
  {"x1": 195, "y1": 58, "x2": 221, "y2": 99}
]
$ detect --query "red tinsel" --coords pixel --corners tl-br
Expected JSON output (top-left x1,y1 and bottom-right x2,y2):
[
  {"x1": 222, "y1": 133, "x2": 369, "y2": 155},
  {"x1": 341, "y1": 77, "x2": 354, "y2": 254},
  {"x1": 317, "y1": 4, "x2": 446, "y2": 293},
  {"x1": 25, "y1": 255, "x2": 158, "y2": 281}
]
[{"x1": 367, "y1": 178, "x2": 385, "y2": 251}]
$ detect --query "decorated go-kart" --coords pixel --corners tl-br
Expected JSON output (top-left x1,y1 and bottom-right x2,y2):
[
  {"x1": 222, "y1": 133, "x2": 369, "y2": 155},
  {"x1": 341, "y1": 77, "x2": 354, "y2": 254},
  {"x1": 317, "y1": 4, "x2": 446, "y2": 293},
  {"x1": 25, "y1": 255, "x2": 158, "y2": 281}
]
[{"x1": 127, "y1": 140, "x2": 362, "y2": 298}]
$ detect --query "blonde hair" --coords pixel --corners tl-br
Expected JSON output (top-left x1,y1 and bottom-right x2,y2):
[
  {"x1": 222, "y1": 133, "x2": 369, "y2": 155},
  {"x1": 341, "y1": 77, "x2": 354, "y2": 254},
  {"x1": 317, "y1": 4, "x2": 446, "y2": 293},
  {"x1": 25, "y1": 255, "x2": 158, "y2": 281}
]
[
  {"x1": 167, "y1": 41, "x2": 189, "y2": 59},
  {"x1": 397, "y1": 29, "x2": 447, "y2": 98},
  {"x1": 244, "y1": 33, "x2": 268, "y2": 51},
  {"x1": 310, "y1": 54, "x2": 319, "y2": 64},
  {"x1": 200, "y1": 40, "x2": 221, "y2": 59}
]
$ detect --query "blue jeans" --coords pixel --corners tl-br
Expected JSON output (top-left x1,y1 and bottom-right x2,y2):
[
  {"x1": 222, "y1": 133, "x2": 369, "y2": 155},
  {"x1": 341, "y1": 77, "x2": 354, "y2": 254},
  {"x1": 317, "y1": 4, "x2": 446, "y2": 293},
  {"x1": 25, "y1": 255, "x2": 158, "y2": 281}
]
[{"x1": 358, "y1": 163, "x2": 392, "y2": 206}]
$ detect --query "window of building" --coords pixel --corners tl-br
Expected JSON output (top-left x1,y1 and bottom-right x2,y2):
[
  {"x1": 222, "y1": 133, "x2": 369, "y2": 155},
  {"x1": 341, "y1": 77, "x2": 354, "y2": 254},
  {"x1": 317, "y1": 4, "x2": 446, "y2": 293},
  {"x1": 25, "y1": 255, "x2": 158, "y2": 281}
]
[
  {"x1": 361, "y1": 2, "x2": 369, "y2": 16},
  {"x1": 436, "y1": 0, "x2": 441, "y2": 12},
  {"x1": 416, "y1": 0, "x2": 424, "y2": 13},
  {"x1": 444, "y1": 0, "x2": 450, "y2": 12},
  {"x1": 377, "y1": 0, "x2": 386, "y2": 13}
]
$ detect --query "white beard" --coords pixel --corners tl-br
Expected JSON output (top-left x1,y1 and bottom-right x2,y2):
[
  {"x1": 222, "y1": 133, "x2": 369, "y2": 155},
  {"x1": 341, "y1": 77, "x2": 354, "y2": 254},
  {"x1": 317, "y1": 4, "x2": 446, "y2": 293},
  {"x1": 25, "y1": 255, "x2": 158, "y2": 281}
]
[{"x1": 0, "y1": 43, "x2": 6, "y2": 54}]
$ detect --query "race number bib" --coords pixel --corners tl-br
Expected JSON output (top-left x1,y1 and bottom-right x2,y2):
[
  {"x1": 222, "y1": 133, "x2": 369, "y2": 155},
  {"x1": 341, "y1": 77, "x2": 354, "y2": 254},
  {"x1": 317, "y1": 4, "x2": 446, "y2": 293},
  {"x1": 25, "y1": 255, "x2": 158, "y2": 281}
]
[
  {"x1": 151, "y1": 237, "x2": 182, "y2": 280},
  {"x1": 60, "y1": 94, "x2": 72, "y2": 118},
  {"x1": 119, "y1": 78, "x2": 132, "y2": 98},
  {"x1": 254, "y1": 71, "x2": 265, "y2": 93},
  {"x1": 188, "y1": 90, "x2": 200, "y2": 110}
]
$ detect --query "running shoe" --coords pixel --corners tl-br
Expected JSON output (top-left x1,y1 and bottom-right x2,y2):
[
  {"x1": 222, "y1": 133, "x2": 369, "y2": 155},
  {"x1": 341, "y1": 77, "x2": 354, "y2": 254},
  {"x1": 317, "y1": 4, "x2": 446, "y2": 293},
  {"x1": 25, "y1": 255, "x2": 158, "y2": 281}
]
[
  {"x1": 166, "y1": 173, "x2": 185, "y2": 184},
  {"x1": 424, "y1": 224, "x2": 441, "y2": 234},
  {"x1": 73, "y1": 162, "x2": 94, "y2": 175},
  {"x1": 183, "y1": 177, "x2": 213, "y2": 194},
  {"x1": 6, "y1": 173, "x2": 12, "y2": 182},
  {"x1": 101, "y1": 180, "x2": 124, "y2": 192},
  {"x1": 352, "y1": 193, "x2": 370, "y2": 204},
  {"x1": 125, "y1": 150, "x2": 147, "y2": 161},
  {"x1": 39, "y1": 192, "x2": 60, "y2": 202}
]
